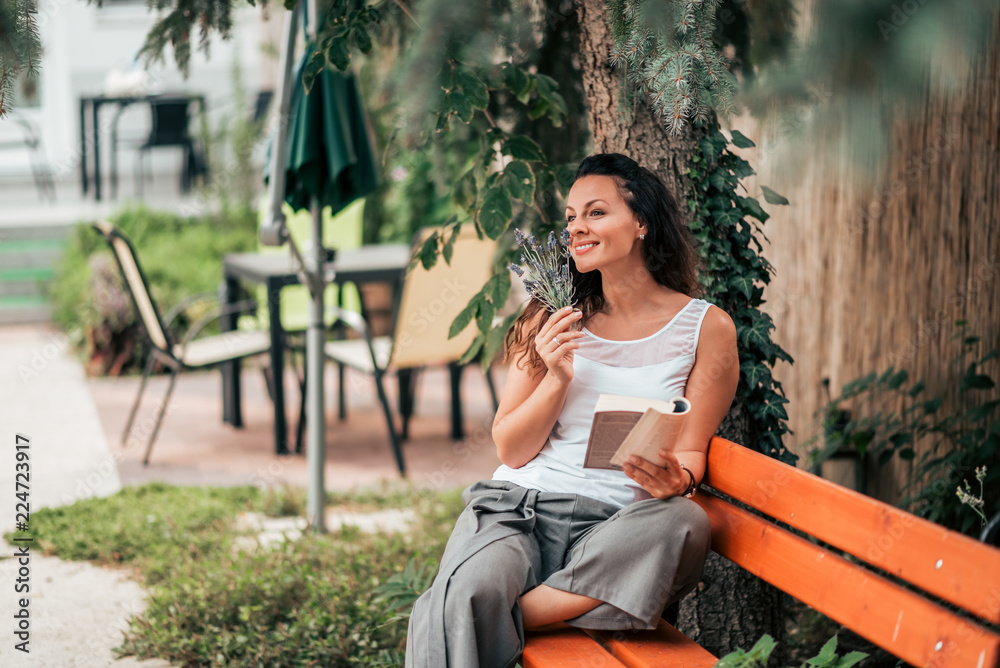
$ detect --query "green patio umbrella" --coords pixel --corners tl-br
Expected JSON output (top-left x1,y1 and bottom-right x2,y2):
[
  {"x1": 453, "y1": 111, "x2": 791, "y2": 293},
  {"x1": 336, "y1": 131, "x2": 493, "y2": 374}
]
[
  {"x1": 262, "y1": 2, "x2": 380, "y2": 532},
  {"x1": 282, "y1": 42, "x2": 379, "y2": 214}
]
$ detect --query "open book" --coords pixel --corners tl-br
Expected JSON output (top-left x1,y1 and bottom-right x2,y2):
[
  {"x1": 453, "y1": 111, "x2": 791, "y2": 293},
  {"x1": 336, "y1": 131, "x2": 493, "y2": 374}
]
[{"x1": 582, "y1": 394, "x2": 691, "y2": 470}]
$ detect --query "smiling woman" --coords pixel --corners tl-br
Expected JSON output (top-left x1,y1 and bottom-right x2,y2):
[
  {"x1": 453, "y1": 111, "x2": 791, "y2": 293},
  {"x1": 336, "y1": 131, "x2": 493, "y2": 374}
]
[{"x1": 405, "y1": 153, "x2": 739, "y2": 668}]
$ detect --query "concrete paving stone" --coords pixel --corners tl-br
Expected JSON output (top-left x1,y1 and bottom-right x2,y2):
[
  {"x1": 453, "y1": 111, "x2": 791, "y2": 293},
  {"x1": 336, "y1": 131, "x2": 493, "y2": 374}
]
[{"x1": 0, "y1": 554, "x2": 178, "y2": 667}]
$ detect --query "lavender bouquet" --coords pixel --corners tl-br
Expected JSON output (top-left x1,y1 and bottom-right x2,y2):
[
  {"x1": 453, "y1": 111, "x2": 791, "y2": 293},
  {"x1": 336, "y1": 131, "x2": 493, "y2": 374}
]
[{"x1": 508, "y1": 228, "x2": 577, "y2": 313}]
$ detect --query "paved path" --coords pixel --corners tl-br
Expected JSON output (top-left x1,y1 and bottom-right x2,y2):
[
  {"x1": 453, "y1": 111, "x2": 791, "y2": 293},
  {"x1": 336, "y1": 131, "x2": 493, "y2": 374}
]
[
  {"x1": 0, "y1": 325, "x2": 122, "y2": 534},
  {"x1": 0, "y1": 324, "x2": 163, "y2": 667},
  {"x1": 0, "y1": 555, "x2": 172, "y2": 668}
]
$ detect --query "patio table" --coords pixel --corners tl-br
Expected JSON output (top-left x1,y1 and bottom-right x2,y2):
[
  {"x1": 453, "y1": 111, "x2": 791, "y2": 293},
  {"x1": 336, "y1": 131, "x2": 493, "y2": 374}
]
[
  {"x1": 78, "y1": 92, "x2": 206, "y2": 201},
  {"x1": 221, "y1": 243, "x2": 411, "y2": 455}
]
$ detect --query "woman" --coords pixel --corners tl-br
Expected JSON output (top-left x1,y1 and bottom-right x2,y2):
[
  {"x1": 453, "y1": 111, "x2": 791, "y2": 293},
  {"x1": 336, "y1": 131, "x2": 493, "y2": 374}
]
[{"x1": 406, "y1": 153, "x2": 740, "y2": 667}]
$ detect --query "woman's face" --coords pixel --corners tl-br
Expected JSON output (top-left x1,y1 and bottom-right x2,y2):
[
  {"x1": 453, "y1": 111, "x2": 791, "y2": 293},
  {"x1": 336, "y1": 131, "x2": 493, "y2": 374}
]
[{"x1": 565, "y1": 174, "x2": 645, "y2": 274}]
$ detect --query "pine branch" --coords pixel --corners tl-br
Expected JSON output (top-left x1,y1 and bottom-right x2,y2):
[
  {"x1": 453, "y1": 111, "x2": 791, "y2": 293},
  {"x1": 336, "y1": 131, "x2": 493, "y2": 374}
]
[
  {"x1": 23, "y1": 0, "x2": 40, "y2": 76},
  {"x1": 607, "y1": 0, "x2": 736, "y2": 133}
]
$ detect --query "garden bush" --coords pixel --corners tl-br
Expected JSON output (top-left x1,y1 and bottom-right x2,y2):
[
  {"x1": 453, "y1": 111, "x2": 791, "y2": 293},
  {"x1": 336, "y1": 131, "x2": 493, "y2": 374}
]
[{"x1": 810, "y1": 321, "x2": 999, "y2": 536}]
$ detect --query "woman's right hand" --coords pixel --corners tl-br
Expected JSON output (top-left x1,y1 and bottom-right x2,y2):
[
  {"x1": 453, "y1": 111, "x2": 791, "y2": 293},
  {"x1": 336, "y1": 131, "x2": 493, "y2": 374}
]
[{"x1": 533, "y1": 306, "x2": 584, "y2": 385}]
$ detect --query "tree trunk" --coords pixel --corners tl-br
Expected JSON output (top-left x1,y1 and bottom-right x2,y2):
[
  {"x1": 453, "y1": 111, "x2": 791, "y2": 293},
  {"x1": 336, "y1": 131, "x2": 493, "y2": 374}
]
[
  {"x1": 574, "y1": 0, "x2": 786, "y2": 659},
  {"x1": 575, "y1": 0, "x2": 703, "y2": 221}
]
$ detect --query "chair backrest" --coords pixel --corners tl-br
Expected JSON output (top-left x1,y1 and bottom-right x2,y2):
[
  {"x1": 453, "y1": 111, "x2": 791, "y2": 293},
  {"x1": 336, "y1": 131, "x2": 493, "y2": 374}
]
[
  {"x1": 147, "y1": 98, "x2": 192, "y2": 146},
  {"x1": 390, "y1": 225, "x2": 498, "y2": 369},
  {"x1": 92, "y1": 221, "x2": 173, "y2": 353}
]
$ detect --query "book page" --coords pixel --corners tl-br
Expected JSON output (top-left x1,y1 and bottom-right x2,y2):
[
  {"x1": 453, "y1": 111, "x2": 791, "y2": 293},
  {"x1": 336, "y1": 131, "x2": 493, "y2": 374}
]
[
  {"x1": 609, "y1": 397, "x2": 690, "y2": 468},
  {"x1": 583, "y1": 411, "x2": 643, "y2": 469}
]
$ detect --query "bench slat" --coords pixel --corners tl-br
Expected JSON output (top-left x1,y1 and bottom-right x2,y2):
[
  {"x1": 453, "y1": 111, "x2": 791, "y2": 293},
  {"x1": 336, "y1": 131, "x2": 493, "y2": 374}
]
[
  {"x1": 702, "y1": 437, "x2": 1000, "y2": 625},
  {"x1": 695, "y1": 490, "x2": 1000, "y2": 668},
  {"x1": 521, "y1": 627, "x2": 627, "y2": 668},
  {"x1": 588, "y1": 620, "x2": 718, "y2": 668}
]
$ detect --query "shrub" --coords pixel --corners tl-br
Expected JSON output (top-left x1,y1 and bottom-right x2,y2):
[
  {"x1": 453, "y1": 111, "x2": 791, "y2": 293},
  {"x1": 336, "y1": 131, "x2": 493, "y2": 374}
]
[{"x1": 810, "y1": 321, "x2": 999, "y2": 536}]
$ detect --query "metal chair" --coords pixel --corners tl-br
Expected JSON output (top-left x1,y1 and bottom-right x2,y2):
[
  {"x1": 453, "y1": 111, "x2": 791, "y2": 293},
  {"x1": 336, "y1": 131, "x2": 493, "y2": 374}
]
[
  {"x1": 312, "y1": 224, "x2": 501, "y2": 475},
  {"x1": 92, "y1": 221, "x2": 273, "y2": 465},
  {"x1": 126, "y1": 97, "x2": 206, "y2": 196}
]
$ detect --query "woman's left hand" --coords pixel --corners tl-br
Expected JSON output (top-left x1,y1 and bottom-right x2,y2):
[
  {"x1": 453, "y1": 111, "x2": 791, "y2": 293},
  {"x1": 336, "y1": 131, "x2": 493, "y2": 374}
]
[{"x1": 622, "y1": 450, "x2": 690, "y2": 499}]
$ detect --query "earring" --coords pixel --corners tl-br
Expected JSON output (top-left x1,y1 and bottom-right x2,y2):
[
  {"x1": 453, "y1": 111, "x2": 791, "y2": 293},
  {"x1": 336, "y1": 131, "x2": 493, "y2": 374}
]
[{"x1": 639, "y1": 234, "x2": 645, "y2": 240}]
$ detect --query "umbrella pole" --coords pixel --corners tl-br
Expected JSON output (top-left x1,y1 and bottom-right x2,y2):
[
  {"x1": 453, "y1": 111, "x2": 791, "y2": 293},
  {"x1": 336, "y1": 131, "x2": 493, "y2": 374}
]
[{"x1": 306, "y1": 197, "x2": 326, "y2": 533}]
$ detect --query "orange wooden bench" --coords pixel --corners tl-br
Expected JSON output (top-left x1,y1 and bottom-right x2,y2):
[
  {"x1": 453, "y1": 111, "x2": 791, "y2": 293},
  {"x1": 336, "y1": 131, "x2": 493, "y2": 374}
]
[{"x1": 521, "y1": 437, "x2": 1000, "y2": 668}]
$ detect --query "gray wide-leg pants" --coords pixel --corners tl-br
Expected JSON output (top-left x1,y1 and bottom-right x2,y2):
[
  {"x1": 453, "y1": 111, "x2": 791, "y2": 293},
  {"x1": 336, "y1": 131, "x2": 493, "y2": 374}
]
[{"x1": 405, "y1": 480, "x2": 711, "y2": 668}]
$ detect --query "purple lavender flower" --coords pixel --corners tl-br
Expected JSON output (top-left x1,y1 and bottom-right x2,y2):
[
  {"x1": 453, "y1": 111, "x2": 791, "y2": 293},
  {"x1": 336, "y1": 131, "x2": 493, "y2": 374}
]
[{"x1": 509, "y1": 227, "x2": 576, "y2": 312}]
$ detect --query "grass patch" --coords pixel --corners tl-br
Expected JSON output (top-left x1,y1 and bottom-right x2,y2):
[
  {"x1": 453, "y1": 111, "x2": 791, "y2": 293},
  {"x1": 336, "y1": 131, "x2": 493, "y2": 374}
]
[{"x1": 6, "y1": 482, "x2": 464, "y2": 666}]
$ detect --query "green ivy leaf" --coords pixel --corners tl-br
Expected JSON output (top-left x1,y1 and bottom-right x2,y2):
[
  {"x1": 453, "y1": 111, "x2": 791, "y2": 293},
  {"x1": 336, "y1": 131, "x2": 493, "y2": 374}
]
[
  {"x1": 456, "y1": 66, "x2": 489, "y2": 110},
  {"x1": 907, "y1": 380, "x2": 926, "y2": 397},
  {"x1": 760, "y1": 399, "x2": 789, "y2": 421},
  {"x1": 477, "y1": 184, "x2": 512, "y2": 239},
  {"x1": 761, "y1": 185, "x2": 789, "y2": 206},
  {"x1": 740, "y1": 196, "x2": 770, "y2": 223},
  {"x1": 709, "y1": 169, "x2": 731, "y2": 192},
  {"x1": 713, "y1": 208, "x2": 741, "y2": 227},
  {"x1": 743, "y1": 362, "x2": 768, "y2": 388},
  {"x1": 730, "y1": 130, "x2": 756, "y2": 148},
  {"x1": 731, "y1": 275, "x2": 755, "y2": 300},
  {"x1": 732, "y1": 159, "x2": 754, "y2": 179},
  {"x1": 503, "y1": 161, "x2": 535, "y2": 205},
  {"x1": 503, "y1": 135, "x2": 546, "y2": 162}
]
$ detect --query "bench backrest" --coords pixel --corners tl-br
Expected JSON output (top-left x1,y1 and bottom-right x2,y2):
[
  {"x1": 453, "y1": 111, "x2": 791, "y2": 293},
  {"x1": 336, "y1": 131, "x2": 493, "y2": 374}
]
[{"x1": 696, "y1": 437, "x2": 1000, "y2": 668}]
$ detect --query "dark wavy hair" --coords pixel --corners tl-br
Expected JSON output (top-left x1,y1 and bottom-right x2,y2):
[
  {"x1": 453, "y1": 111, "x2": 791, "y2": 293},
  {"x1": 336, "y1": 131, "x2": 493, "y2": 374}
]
[{"x1": 503, "y1": 153, "x2": 702, "y2": 372}]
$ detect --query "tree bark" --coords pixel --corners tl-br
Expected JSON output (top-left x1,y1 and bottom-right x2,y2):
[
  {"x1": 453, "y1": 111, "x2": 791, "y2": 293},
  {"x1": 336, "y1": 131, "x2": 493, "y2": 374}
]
[
  {"x1": 575, "y1": 0, "x2": 704, "y2": 221},
  {"x1": 574, "y1": 0, "x2": 786, "y2": 659}
]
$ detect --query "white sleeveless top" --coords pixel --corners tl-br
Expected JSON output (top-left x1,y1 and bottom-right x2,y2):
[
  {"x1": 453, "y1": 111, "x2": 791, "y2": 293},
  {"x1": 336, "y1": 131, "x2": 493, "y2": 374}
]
[{"x1": 492, "y1": 298, "x2": 713, "y2": 508}]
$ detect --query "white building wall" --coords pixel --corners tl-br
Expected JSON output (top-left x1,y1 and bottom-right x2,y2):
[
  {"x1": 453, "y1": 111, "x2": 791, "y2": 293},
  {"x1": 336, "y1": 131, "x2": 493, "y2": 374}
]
[{"x1": 17, "y1": 0, "x2": 269, "y2": 186}]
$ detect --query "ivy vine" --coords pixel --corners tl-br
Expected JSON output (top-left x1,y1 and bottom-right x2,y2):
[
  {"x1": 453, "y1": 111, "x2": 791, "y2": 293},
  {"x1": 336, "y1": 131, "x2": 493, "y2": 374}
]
[{"x1": 688, "y1": 125, "x2": 796, "y2": 464}]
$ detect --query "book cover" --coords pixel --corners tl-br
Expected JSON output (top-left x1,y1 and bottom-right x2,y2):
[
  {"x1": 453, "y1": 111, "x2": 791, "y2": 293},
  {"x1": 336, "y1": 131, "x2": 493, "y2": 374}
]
[{"x1": 582, "y1": 394, "x2": 691, "y2": 470}]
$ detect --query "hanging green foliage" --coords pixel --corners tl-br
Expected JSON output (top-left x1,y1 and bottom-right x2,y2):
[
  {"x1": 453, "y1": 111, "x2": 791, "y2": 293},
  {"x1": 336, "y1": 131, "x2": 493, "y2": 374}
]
[{"x1": 0, "y1": 0, "x2": 41, "y2": 117}]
